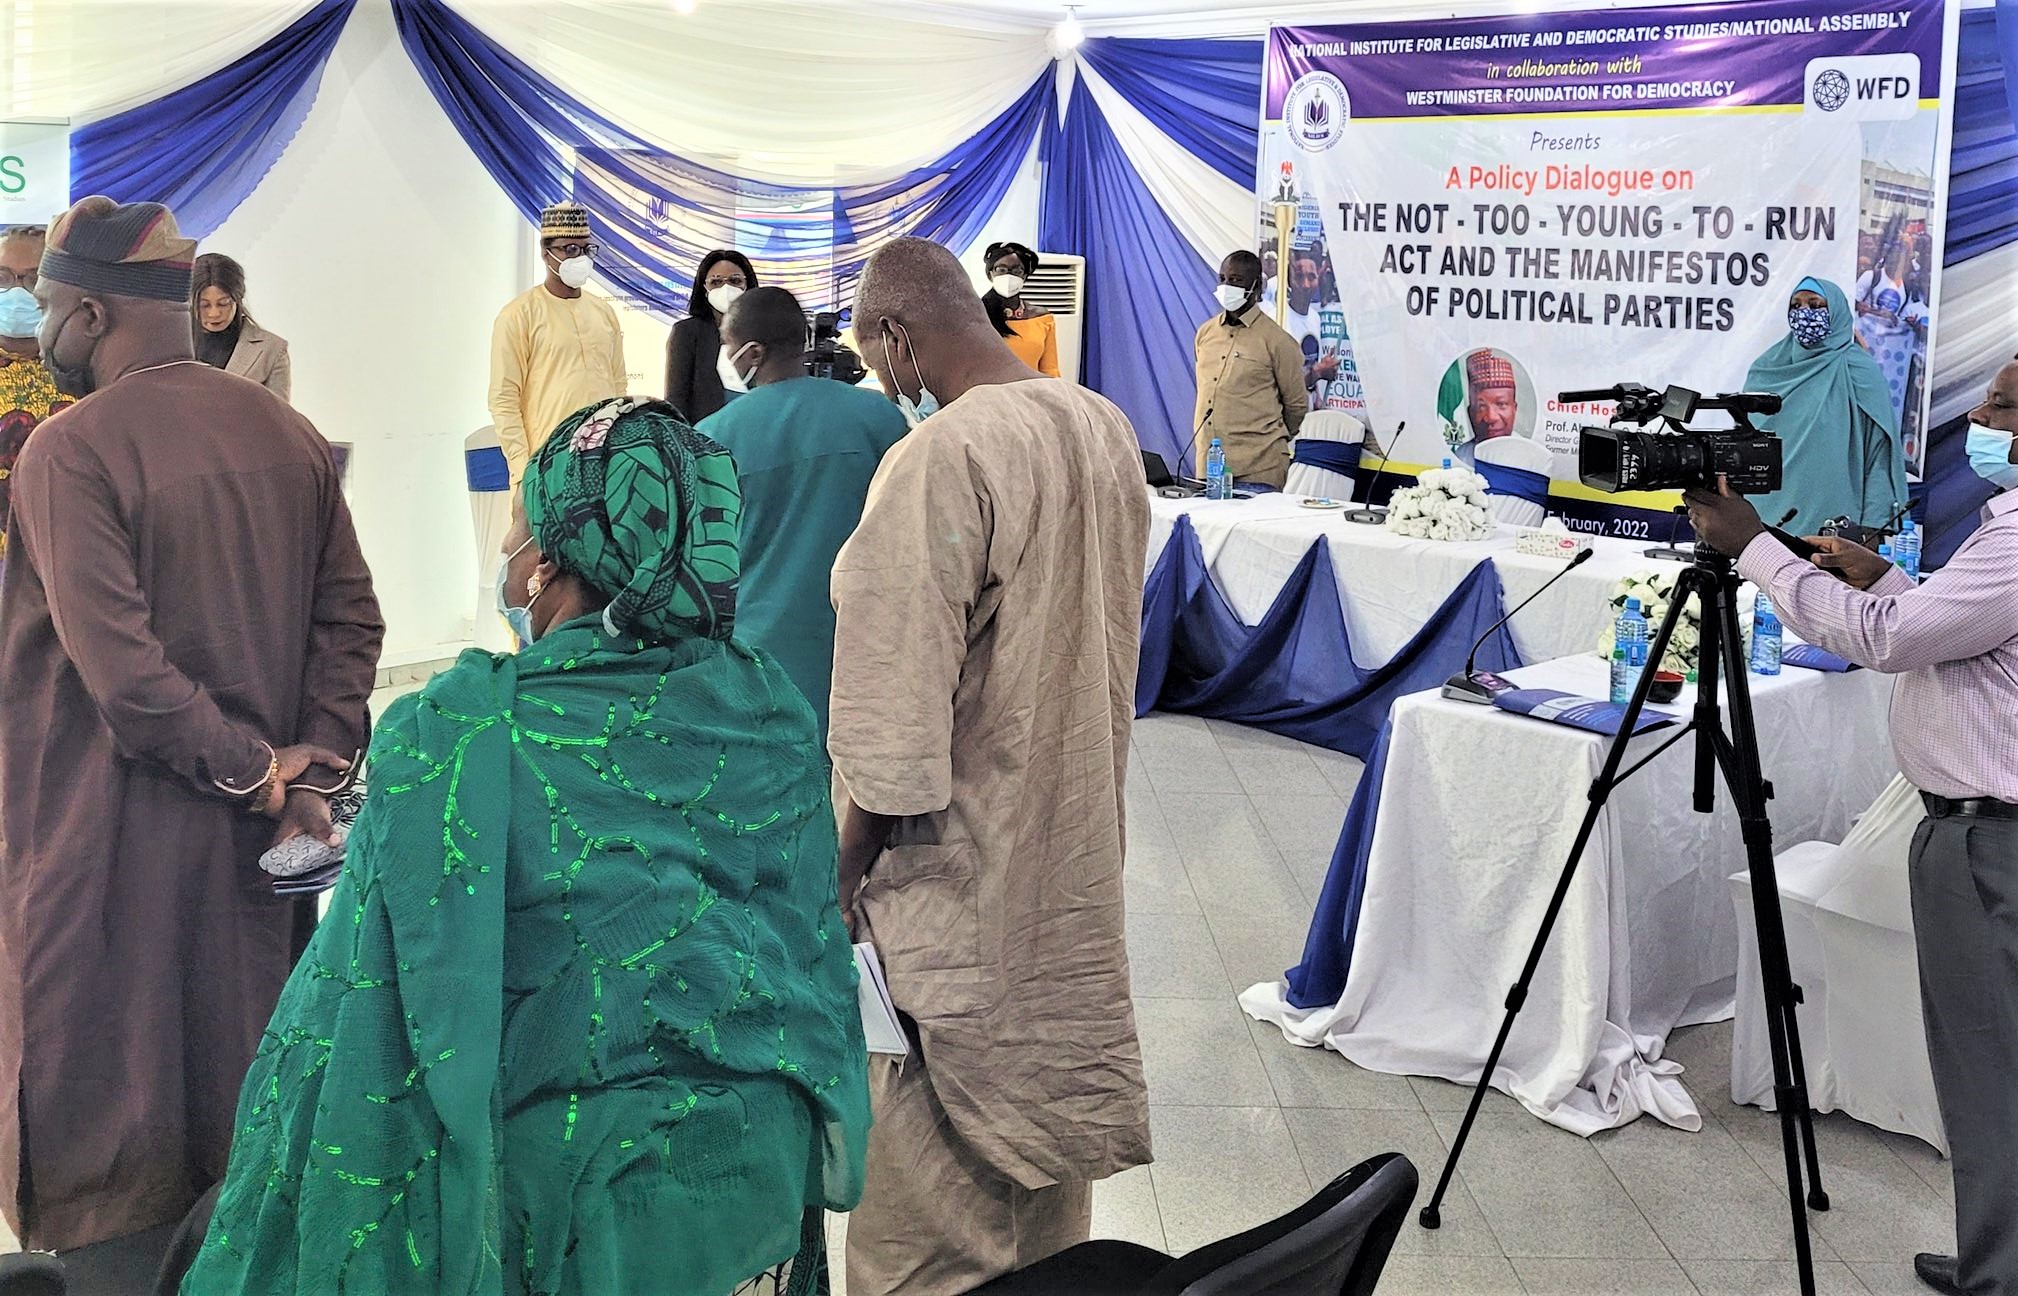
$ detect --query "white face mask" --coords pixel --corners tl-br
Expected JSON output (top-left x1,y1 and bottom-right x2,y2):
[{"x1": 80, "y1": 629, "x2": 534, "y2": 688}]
[
  {"x1": 719, "y1": 341, "x2": 758, "y2": 394},
  {"x1": 554, "y1": 254, "x2": 593, "y2": 289},
  {"x1": 990, "y1": 274, "x2": 1026, "y2": 299},
  {"x1": 707, "y1": 284, "x2": 744, "y2": 315},
  {"x1": 1215, "y1": 283, "x2": 1251, "y2": 313}
]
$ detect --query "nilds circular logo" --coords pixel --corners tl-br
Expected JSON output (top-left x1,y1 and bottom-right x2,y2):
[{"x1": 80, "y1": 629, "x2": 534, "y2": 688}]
[
  {"x1": 1285, "y1": 72, "x2": 1351, "y2": 151},
  {"x1": 1812, "y1": 68, "x2": 1852, "y2": 113}
]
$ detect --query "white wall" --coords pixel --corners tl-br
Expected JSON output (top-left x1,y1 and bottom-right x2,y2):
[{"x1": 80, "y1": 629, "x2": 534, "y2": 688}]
[{"x1": 205, "y1": 0, "x2": 522, "y2": 666}]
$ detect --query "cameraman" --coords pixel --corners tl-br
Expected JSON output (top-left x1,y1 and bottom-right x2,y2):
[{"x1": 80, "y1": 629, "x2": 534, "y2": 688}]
[{"x1": 1686, "y1": 359, "x2": 2018, "y2": 1296}]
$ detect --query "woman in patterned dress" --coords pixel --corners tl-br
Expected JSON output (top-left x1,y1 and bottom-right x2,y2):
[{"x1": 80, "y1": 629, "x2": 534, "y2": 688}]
[{"x1": 183, "y1": 399, "x2": 869, "y2": 1296}]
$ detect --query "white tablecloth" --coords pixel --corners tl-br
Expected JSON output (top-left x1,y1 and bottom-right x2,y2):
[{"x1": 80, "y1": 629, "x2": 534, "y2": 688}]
[
  {"x1": 1242, "y1": 654, "x2": 1897, "y2": 1135},
  {"x1": 1147, "y1": 492, "x2": 1680, "y2": 667}
]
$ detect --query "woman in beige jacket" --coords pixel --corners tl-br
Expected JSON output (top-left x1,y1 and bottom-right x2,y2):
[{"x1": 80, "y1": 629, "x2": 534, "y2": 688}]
[{"x1": 191, "y1": 252, "x2": 291, "y2": 402}]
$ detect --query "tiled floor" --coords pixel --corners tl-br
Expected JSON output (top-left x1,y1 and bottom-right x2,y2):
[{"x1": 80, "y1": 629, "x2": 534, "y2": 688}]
[
  {"x1": 7, "y1": 707, "x2": 1959, "y2": 1296},
  {"x1": 981, "y1": 712, "x2": 1955, "y2": 1296}
]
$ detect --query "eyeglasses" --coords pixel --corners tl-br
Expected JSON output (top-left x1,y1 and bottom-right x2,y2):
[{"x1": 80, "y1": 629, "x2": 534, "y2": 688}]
[
  {"x1": 0, "y1": 268, "x2": 36, "y2": 292},
  {"x1": 550, "y1": 242, "x2": 599, "y2": 259},
  {"x1": 704, "y1": 272, "x2": 748, "y2": 289}
]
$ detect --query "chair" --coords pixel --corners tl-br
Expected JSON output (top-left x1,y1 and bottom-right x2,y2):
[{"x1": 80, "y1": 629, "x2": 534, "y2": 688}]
[
  {"x1": 1728, "y1": 775, "x2": 1944, "y2": 1152},
  {"x1": 0, "y1": 1253, "x2": 64, "y2": 1296},
  {"x1": 1472, "y1": 436, "x2": 1553, "y2": 527},
  {"x1": 961, "y1": 1152, "x2": 1417, "y2": 1296},
  {"x1": 14, "y1": 1181, "x2": 221, "y2": 1296},
  {"x1": 466, "y1": 424, "x2": 515, "y2": 653},
  {"x1": 1284, "y1": 409, "x2": 1366, "y2": 500}
]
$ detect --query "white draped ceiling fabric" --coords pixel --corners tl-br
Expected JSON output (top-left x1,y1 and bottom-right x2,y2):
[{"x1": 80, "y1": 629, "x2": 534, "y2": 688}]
[
  {"x1": 5, "y1": 1, "x2": 320, "y2": 119},
  {"x1": 449, "y1": 2, "x2": 1055, "y2": 185}
]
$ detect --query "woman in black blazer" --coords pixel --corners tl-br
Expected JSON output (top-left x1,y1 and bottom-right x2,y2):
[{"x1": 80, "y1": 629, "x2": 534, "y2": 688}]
[{"x1": 665, "y1": 249, "x2": 759, "y2": 423}]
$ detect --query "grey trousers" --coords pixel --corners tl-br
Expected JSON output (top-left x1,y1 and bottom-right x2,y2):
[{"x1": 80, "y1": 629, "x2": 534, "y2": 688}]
[{"x1": 1911, "y1": 813, "x2": 2018, "y2": 1296}]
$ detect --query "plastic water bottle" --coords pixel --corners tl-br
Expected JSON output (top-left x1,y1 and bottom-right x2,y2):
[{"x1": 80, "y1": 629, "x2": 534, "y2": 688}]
[
  {"x1": 1610, "y1": 598, "x2": 1648, "y2": 704},
  {"x1": 1750, "y1": 592, "x2": 1783, "y2": 676},
  {"x1": 1892, "y1": 516, "x2": 1921, "y2": 582},
  {"x1": 1205, "y1": 438, "x2": 1231, "y2": 500}
]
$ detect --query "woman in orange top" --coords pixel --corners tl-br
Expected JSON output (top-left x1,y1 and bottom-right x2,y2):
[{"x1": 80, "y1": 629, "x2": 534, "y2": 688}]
[{"x1": 981, "y1": 242, "x2": 1060, "y2": 378}]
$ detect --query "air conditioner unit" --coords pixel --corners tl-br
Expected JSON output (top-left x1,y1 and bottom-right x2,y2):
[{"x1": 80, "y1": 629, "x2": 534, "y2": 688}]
[{"x1": 1026, "y1": 252, "x2": 1087, "y2": 382}]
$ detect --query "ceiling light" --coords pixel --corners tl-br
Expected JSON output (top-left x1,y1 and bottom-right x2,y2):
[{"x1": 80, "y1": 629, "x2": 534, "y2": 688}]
[
  {"x1": 1055, "y1": 7, "x2": 1085, "y2": 52},
  {"x1": 670, "y1": 0, "x2": 697, "y2": 14}
]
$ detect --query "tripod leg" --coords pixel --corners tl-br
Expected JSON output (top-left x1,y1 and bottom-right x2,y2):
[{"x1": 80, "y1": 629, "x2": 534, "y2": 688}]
[
  {"x1": 1420, "y1": 583, "x2": 1695, "y2": 1228},
  {"x1": 1706, "y1": 580, "x2": 1823, "y2": 1294}
]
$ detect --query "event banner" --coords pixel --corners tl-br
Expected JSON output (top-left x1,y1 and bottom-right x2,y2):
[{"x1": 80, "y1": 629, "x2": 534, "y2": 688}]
[{"x1": 1259, "y1": 0, "x2": 1957, "y2": 535}]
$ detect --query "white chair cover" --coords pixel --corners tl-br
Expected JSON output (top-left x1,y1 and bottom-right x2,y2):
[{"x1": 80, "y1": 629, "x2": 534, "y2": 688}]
[
  {"x1": 466, "y1": 425, "x2": 515, "y2": 654},
  {"x1": 1728, "y1": 775, "x2": 1943, "y2": 1152},
  {"x1": 1284, "y1": 409, "x2": 1367, "y2": 499},
  {"x1": 1473, "y1": 436, "x2": 1554, "y2": 528}
]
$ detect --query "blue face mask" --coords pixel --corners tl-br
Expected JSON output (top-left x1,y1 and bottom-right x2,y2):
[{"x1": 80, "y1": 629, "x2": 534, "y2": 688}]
[
  {"x1": 882, "y1": 323, "x2": 939, "y2": 428},
  {"x1": 1788, "y1": 305, "x2": 1832, "y2": 348},
  {"x1": 1965, "y1": 422, "x2": 2018, "y2": 491},
  {"x1": 0, "y1": 286, "x2": 42, "y2": 340},
  {"x1": 495, "y1": 535, "x2": 542, "y2": 648}
]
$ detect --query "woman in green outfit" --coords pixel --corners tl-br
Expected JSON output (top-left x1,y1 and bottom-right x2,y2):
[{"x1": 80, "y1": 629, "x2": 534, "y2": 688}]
[{"x1": 183, "y1": 398, "x2": 869, "y2": 1296}]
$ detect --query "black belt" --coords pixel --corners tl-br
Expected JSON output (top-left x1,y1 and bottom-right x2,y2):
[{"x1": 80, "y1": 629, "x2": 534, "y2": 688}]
[{"x1": 1922, "y1": 792, "x2": 2018, "y2": 821}]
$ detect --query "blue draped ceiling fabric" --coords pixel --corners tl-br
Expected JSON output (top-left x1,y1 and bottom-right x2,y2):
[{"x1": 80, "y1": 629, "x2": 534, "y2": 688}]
[
  {"x1": 1040, "y1": 39, "x2": 1263, "y2": 469},
  {"x1": 68, "y1": 0, "x2": 357, "y2": 240},
  {"x1": 392, "y1": 0, "x2": 1050, "y2": 316}
]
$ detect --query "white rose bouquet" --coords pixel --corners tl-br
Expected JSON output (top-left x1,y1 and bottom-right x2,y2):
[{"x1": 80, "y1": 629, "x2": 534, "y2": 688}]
[
  {"x1": 1385, "y1": 464, "x2": 1495, "y2": 543},
  {"x1": 1596, "y1": 568, "x2": 1754, "y2": 675}
]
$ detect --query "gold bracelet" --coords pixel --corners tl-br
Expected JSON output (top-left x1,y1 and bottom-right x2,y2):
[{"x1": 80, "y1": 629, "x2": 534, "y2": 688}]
[{"x1": 214, "y1": 742, "x2": 279, "y2": 805}]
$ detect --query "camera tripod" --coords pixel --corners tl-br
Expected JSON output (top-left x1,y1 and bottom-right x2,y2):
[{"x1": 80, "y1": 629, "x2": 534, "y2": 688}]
[{"x1": 1417, "y1": 543, "x2": 1831, "y2": 1295}]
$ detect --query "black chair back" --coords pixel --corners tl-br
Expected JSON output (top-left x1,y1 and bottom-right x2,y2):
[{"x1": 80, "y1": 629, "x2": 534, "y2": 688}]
[{"x1": 1145, "y1": 1152, "x2": 1417, "y2": 1296}]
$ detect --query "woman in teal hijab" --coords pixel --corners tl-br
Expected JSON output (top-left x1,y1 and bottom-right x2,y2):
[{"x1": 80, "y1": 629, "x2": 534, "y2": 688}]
[
  {"x1": 183, "y1": 398, "x2": 869, "y2": 1296},
  {"x1": 1745, "y1": 276, "x2": 1906, "y2": 530}
]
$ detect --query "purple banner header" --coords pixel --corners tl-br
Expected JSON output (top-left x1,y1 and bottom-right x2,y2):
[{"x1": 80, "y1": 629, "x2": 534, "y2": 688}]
[{"x1": 1266, "y1": 0, "x2": 1948, "y2": 119}]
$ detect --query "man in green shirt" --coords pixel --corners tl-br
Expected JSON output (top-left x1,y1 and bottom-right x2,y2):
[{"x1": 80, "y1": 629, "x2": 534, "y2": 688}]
[{"x1": 701, "y1": 287, "x2": 907, "y2": 741}]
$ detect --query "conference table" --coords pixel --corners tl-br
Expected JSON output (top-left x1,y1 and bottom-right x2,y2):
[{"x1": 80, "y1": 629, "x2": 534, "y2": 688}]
[
  {"x1": 1137, "y1": 492, "x2": 1689, "y2": 756},
  {"x1": 1238, "y1": 653, "x2": 1897, "y2": 1135},
  {"x1": 1144, "y1": 492, "x2": 1671, "y2": 668},
  {"x1": 1145, "y1": 490, "x2": 1899, "y2": 1134}
]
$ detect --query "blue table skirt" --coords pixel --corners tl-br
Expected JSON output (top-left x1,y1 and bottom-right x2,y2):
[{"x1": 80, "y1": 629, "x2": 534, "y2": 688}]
[
  {"x1": 1135, "y1": 514, "x2": 1527, "y2": 1009},
  {"x1": 1137, "y1": 514, "x2": 1522, "y2": 757}
]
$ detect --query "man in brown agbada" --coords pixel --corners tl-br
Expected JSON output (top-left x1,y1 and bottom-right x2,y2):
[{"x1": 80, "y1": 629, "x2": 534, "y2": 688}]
[
  {"x1": 830, "y1": 237, "x2": 1152, "y2": 1295},
  {"x1": 0, "y1": 197, "x2": 382, "y2": 1251}
]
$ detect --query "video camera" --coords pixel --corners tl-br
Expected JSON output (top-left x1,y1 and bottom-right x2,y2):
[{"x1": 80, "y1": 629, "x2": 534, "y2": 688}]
[
  {"x1": 1567, "y1": 384, "x2": 1784, "y2": 495},
  {"x1": 806, "y1": 311, "x2": 866, "y2": 385}
]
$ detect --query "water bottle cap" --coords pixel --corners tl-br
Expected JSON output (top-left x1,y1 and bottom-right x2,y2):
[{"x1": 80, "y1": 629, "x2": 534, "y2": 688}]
[
  {"x1": 1902, "y1": 516, "x2": 1915, "y2": 533},
  {"x1": 1441, "y1": 457, "x2": 1452, "y2": 469},
  {"x1": 1625, "y1": 597, "x2": 1640, "y2": 611},
  {"x1": 1879, "y1": 544, "x2": 1892, "y2": 558},
  {"x1": 1209, "y1": 437, "x2": 1222, "y2": 447}
]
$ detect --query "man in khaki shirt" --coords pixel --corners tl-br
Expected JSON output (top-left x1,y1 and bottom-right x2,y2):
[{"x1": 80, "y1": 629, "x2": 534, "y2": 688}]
[{"x1": 1192, "y1": 249, "x2": 1307, "y2": 489}]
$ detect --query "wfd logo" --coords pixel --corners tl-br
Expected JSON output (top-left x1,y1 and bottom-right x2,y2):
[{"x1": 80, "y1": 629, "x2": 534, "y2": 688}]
[
  {"x1": 1284, "y1": 72, "x2": 1351, "y2": 151},
  {"x1": 1803, "y1": 54, "x2": 1920, "y2": 121}
]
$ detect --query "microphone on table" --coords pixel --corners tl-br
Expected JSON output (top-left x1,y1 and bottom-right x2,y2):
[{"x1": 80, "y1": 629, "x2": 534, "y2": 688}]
[
  {"x1": 1344, "y1": 421, "x2": 1404, "y2": 525},
  {"x1": 1441, "y1": 548, "x2": 1595, "y2": 704}
]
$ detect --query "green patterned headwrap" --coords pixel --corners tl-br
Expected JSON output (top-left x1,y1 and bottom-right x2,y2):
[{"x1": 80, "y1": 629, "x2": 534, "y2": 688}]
[{"x1": 523, "y1": 397, "x2": 741, "y2": 643}]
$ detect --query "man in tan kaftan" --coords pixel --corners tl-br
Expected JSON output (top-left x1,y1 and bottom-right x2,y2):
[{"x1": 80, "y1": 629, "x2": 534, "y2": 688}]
[{"x1": 828, "y1": 237, "x2": 1151, "y2": 1296}]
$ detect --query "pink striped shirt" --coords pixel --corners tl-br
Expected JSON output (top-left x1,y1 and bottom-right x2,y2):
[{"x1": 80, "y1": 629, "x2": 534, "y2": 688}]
[{"x1": 1738, "y1": 488, "x2": 2018, "y2": 803}]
